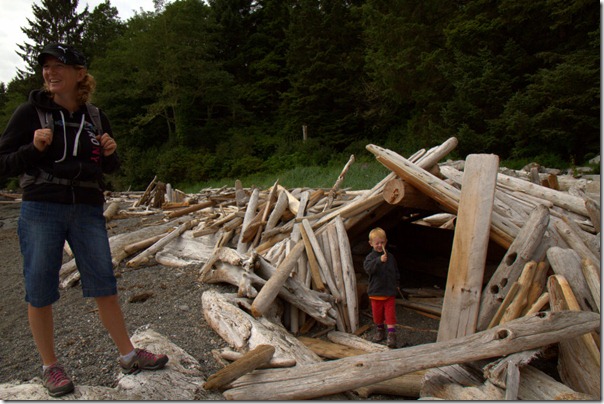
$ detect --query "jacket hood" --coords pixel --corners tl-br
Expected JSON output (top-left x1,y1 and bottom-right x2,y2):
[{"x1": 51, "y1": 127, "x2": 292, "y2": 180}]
[{"x1": 28, "y1": 89, "x2": 62, "y2": 111}]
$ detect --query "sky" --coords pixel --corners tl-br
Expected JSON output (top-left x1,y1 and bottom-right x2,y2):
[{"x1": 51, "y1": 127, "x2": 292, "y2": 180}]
[{"x1": 0, "y1": 0, "x2": 158, "y2": 84}]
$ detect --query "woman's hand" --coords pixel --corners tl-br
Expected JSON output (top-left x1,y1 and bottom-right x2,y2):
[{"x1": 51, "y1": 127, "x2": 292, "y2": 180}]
[
  {"x1": 33, "y1": 128, "x2": 53, "y2": 151},
  {"x1": 97, "y1": 133, "x2": 117, "y2": 156}
]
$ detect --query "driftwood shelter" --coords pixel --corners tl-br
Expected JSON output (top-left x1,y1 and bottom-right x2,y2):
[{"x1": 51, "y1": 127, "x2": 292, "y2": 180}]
[{"x1": 0, "y1": 137, "x2": 600, "y2": 400}]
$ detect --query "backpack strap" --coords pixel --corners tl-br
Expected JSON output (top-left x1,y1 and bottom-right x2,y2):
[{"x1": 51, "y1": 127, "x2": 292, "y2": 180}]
[
  {"x1": 36, "y1": 104, "x2": 103, "y2": 135},
  {"x1": 35, "y1": 107, "x2": 54, "y2": 132},
  {"x1": 86, "y1": 103, "x2": 103, "y2": 136}
]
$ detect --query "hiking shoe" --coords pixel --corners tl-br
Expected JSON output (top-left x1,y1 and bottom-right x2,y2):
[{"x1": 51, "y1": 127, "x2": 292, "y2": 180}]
[
  {"x1": 372, "y1": 327, "x2": 385, "y2": 343},
  {"x1": 42, "y1": 363, "x2": 74, "y2": 397},
  {"x1": 387, "y1": 332, "x2": 397, "y2": 348},
  {"x1": 119, "y1": 348, "x2": 169, "y2": 374}
]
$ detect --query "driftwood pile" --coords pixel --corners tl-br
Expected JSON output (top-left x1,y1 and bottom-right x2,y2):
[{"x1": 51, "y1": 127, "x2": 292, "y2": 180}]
[{"x1": 1, "y1": 137, "x2": 600, "y2": 400}]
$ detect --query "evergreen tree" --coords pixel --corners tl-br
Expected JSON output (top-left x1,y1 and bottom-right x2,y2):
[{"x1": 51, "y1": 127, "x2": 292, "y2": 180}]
[
  {"x1": 281, "y1": 0, "x2": 366, "y2": 153},
  {"x1": 17, "y1": 0, "x2": 88, "y2": 78}
]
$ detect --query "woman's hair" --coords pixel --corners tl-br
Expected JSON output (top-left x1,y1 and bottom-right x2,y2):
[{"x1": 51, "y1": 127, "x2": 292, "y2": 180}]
[
  {"x1": 368, "y1": 227, "x2": 387, "y2": 241},
  {"x1": 43, "y1": 66, "x2": 96, "y2": 104}
]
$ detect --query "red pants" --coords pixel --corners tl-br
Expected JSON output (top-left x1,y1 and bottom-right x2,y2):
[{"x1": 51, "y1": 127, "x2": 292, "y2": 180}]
[{"x1": 370, "y1": 296, "x2": 397, "y2": 325}]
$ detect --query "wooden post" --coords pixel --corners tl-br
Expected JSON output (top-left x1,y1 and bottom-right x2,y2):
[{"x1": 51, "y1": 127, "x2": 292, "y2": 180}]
[{"x1": 437, "y1": 154, "x2": 499, "y2": 342}]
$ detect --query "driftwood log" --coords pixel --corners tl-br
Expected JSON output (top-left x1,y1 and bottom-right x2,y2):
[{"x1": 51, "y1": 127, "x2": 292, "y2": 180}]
[{"x1": 222, "y1": 310, "x2": 599, "y2": 400}]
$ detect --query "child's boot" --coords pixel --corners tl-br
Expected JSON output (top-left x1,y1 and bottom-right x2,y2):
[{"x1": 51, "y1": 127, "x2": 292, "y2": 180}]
[
  {"x1": 387, "y1": 329, "x2": 397, "y2": 348},
  {"x1": 372, "y1": 325, "x2": 385, "y2": 342}
]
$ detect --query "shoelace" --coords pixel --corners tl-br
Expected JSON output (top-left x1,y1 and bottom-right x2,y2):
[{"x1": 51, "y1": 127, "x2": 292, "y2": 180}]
[
  {"x1": 137, "y1": 349, "x2": 160, "y2": 361},
  {"x1": 46, "y1": 366, "x2": 69, "y2": 385}
]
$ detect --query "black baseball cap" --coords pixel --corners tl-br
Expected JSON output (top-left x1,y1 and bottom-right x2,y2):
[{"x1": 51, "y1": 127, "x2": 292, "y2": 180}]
[{"x1": 38, "y1": 43, "x2": 87, "y2": 68}]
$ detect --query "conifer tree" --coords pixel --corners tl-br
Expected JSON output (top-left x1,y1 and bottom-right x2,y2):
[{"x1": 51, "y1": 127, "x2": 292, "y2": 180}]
[{"x1": 17, "y1": 0, "x2": 88, "y2": 78}]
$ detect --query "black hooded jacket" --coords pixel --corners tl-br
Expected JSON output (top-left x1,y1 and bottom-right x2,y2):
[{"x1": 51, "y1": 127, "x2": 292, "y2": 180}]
[
  {"x1": 0, "y1": 90, "x2": 119, "y2": 205},
  {"x1": 363, "y1": 250, "x2": 400, "y2": 297}
]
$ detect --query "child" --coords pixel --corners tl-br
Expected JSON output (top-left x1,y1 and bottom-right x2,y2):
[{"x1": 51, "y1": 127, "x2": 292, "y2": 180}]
[{"x1": 363, "y1": 227, "x2": 400, "y2": 348}]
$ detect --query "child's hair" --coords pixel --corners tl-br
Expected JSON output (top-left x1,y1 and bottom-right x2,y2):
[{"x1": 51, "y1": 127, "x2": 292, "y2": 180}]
[{"x1": 368, "y1": 227, "x2": 387, "y2": 241}]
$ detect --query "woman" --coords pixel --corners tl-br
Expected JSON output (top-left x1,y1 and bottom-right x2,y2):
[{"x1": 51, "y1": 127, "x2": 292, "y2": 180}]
[{"x1": 0, "y1": 43, "x2": 168, "y2": 397}]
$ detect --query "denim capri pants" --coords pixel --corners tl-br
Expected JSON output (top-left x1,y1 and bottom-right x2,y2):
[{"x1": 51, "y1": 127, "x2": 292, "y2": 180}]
[{"x1": 18, "y1": 201, "x2": 117, "y2": 307}]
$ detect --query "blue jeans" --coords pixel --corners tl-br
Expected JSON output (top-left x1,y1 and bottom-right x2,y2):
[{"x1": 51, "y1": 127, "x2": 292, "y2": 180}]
[{"x1": 18, "y1": 201, "x2": 117, "y2": 307}]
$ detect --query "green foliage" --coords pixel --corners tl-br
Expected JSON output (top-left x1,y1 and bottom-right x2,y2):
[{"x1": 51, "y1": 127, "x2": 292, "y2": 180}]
[{"x1": 0, "y1": 0, "x2": 599, "y2": 191}]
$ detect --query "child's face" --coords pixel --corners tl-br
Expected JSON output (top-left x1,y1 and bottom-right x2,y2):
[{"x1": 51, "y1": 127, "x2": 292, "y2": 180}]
[{"x1": 369, "y1": 236, "x2": 387, "y2": 253}]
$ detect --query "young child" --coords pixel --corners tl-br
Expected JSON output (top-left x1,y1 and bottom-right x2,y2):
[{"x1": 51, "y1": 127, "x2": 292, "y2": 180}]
[{"x1": 363, "y1": 227, "x2": 400, "y2": 348}]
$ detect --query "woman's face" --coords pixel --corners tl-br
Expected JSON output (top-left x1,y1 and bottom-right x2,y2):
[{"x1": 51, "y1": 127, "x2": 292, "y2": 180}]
[{"x1": 42, "y1": 56, "x2": 84, "y2": 96}]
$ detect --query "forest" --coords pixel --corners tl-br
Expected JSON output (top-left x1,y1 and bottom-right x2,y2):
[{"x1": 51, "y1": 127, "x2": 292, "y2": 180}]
[{"x1": 0, "y1": 0, "x2": 599, "y2": 190}]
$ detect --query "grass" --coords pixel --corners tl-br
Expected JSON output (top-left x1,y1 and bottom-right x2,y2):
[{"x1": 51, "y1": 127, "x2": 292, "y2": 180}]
[{"x1": 183, "y1": 159, "x2": 391, "y2": 193}]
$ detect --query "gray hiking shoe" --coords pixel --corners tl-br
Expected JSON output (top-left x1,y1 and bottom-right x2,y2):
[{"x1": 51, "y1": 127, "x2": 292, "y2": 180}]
[
  {"x1": 42, "y1": 363, "x2": 75, "y2": 397},
  {"x1": 119, "y1": 348, "x2": 169, "y2": 374}
]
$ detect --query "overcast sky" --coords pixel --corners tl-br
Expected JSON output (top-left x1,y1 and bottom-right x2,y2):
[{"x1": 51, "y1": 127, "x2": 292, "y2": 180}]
[{"x1": 0, "y1": 0, "x2": 159, "y2": 84}]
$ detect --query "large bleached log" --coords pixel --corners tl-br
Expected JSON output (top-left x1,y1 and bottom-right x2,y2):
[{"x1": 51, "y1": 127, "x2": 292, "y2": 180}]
[
  {"x1": 126, "y1": 219, "x2": 199, "y2": 268},
  {"x1": 581, "y1": 258, "x2": 600, "y2": 313},
  {"x1": 222, "y1": 310, "x2": 600, "y2": 400},
  {"x1": 548, "y1": 275, "x2": 600, "y2": 397},
  {"x1": 0, "y1": 328, "x2": 209, "y2": 401},
  {"x1": 476, "y1": 204, "x2": 550, "y2": 331},
  {"x1": 199, "y1": 248, "x2": 336, "y2": 326},
  {"x1": 553, "y1": 218, "x2": 600, "y2": 272},
  {"x1": 496, "y1": 171, "x2": 590, "y2": 217},
  {"x1": 335, "y1": 215, "x2": 359, "y2": 332},
  {"x1": 547, "y1": 247, "x2": 597, "y2": 312},
  {"x1": 518, "y1": 365, "x2": 596, "y2": 400},
  {"x1": 437, "y1": 154, "x2": 499, "y2": 342},
  {"x1": 300, "y1": 331, "x2": 424, "y2": 399},
  {"x1": 202, "y1": 290, "x2": 321, "y2": 366},
  {"x1": 250, "y1": 239, "x2": 306, "y2": 318},
  {"x1": 366, "y1": 144, "x2": 516, "y2": 248}
]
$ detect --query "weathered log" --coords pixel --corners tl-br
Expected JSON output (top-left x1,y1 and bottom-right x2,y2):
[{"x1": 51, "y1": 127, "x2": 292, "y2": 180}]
[
  {"x1": 335, "y1": 216, "x2": 359, "y2": 332},
  {"x1": 298, "y1": 336, "x2": 367, "y2": 359},
  {"x1": 326, "y1": 330, "x2": 388, "y2": 353},
  {"x1": 103, "y1": 201, "x2": 121, "y2": 221},
  {"x1": 547, "y1": 247, "x2": 596, "y2": 312},
  {"x1": 476, "y1": 204, "x2": 550, "y2": 331},
  {"x1": 584, "y1": 197, "x2": 601, "y2": 233},
  {"x1": 437, "y1": 154, "x2": 499, "y2": 342},
  {"x1": 518, "y1": 365, "x2": 596, "y2": 400},
  {"x1": 300, "y1": 331, "x2": 424, "y2": 399},
  {"x1": 324, "y1": 154, "x2": 355, "y2": 211},
  {"x1": 553, "y1": 218, "x2": 600, "y2": 272},
  {"x1": 499, "y1": 261, "x2": 537, "y2": 324},
  {"x1": 126, "y1": 219, "x2": 199, "y2": 268},
  {"x1": 132, "y1": 175, "x2": 157, "y2": 207},
  {"x1": 366, "y1": 144, "x2": 516, "y2": 248},
  {"x1": 299, "y1": 219, "x2": 329, "y2": 293},
  {"x1": 203, "y1": 345, "x2": 275, "y2": 391},
  {"x1": 237, "y1": 188, "x2": 259, "y2": 253},
  {"x1": 202, "y1": 290, "x2": 321, "y2": 366},
  {"x1": 548, "y1": 275, "x2": 600, "y2": 397},
  {"x1": 165, "y1": 200, "x2": 214, "y2": 219},
  {"x1": 487, "y1": 282, "x2": 520, "y2": 329},
  {"x1": 222, "y1": 310, "x2": 600, "y2": 400},
  {"x1": 213, "y1": 347, "x2": 295, "y2": 368},
  {"x1": 521, "y1": 261, "x2": 549, "y2": 316},
  {"x1": 524, "y1": 292, "x2": 550, "y2": 315},
  {"x1": 581, "y1": 258, "x2": 600, "y2": 313},
  {"x1": 496, "y1": 171, "x2": 590, "y2": 217}
]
